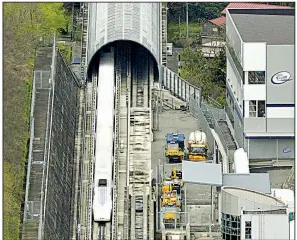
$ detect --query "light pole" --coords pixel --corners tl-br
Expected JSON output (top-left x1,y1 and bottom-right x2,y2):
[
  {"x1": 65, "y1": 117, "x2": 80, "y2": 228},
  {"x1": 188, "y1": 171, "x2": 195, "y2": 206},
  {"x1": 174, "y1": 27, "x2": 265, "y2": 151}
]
[{"x1": 186, "y1": 2, "x2": 189, "y2": 40}]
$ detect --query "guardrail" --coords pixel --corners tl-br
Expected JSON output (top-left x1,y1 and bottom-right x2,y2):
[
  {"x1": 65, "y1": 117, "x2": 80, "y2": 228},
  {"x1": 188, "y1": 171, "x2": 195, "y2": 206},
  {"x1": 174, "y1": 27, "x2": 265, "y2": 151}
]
[
  {"x1": 162, "y1": 66, "x2": 201, "y2": 104},
  {"x1": 189, "y1": 94, "x2": 236, "y2": 171}
]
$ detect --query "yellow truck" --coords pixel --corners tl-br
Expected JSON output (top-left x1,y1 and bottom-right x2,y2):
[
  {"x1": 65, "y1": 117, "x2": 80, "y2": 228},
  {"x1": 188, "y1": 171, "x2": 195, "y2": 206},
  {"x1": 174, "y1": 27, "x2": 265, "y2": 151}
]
[
  {"x1": 187, "y1": 130, "x2": 208, "y2": 161},
  {"x1": 165, "y1": 133, "x2": 185, "y2": 163}
]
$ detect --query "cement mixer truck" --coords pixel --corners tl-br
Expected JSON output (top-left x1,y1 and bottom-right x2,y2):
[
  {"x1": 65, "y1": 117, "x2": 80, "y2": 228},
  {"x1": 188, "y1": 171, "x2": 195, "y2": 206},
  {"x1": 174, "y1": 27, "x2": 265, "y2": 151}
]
[{"x1": 187, "y1": 130, "x2": 208, "y2": 161}]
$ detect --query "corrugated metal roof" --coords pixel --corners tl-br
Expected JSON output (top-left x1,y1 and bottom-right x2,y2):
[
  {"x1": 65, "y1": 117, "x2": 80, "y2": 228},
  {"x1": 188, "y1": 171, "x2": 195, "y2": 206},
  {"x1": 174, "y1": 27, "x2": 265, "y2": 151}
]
[
  {"x1": 182, "y1": 161, "x2": 222, "y2": 186},
  {"x1": 221, "y1": 2, "x2": 291, "y2": 14},
  {"x1": 208, "y1": 16, "x2": 226, "y2": 26},
  {"x1": 222, "y1": 173, "x2": 271, "y2": 194}
]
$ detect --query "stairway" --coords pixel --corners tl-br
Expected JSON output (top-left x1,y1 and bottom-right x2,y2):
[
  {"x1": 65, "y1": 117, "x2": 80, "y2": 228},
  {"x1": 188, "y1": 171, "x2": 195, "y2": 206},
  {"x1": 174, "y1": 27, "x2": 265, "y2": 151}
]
[
  {"x1": 80, "y1": 3, "x2": 88, "y2": 85},
  {"x1": 217, "y1": 120, "x2": 237, "y2": 151}
]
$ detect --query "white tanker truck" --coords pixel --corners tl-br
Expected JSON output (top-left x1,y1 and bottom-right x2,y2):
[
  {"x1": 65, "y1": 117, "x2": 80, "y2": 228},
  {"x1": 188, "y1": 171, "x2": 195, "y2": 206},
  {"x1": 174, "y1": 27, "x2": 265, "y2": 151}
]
[{"x1": 187, "y1": 130, "x2": 208, "y2": 161}]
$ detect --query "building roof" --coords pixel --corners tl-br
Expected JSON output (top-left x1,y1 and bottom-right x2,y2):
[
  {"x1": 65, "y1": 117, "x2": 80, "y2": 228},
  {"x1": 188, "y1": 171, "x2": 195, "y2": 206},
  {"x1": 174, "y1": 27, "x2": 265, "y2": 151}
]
[
  {"x1": 208, "y1": 16, "x2": 226, "y2": 26},
  {"x1": 222, "y1": 173, "x2": 271, "y2": 194},
  {"x1": 182, "y1": 161, "x2": 222, "y2": 186},
  {"x1": 222, "y1": 186, "x2": 287, "y2": 207},
  {"x1": 221, "y1": 2, "x2": 291, "y2": 14},
  {"x1": 229, "y1": 8, "x2": 295, "y2": 45}
]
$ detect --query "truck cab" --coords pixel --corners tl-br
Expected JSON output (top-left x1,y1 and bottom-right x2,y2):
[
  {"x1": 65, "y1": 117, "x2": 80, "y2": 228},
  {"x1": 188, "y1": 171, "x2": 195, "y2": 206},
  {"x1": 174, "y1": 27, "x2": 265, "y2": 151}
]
[
  {"x1": 188, "y1": 143, "x2": 208, "y2": 161},
  {"x1": 165, "y1": 133, "x2": 185, "y2": 163}
]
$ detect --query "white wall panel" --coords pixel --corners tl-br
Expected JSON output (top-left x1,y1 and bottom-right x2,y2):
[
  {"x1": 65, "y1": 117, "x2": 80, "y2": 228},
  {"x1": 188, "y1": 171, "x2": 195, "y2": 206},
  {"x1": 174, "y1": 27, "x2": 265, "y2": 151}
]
[
  {"x1": 244, "y1": 100, "x2": 249, "y2": 118},
  {"x1": 242, "y1": 42, "x2": 266, "y2": 71},
  {"x1": 243, "y1": 85, "x2": 266, "y2": 100},
  {"x1": 227, "y1": 59, "x2": 243, "y2": 105},
  {"x1": 267, "y1": 107, "x2": 295, "y2": 118}
]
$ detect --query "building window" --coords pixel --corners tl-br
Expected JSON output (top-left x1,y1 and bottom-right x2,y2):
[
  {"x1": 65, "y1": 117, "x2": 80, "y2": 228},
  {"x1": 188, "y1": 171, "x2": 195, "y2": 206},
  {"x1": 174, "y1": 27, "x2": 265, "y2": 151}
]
[
  {"x1": 249, "y1": 100, "x2": 265, "y2": 118},
  {"x1": 226, "y1": 35, "x2": 243, "y2": 80},
  {"x1": 248, "y1": 71, "x2": 265, "y2": 84},
  {"x1": 221, "y1": 213, "x2": 241, "y2": 240},
  {"x1": 245, "y1": 221, "x2": 252, "y2": 239}
]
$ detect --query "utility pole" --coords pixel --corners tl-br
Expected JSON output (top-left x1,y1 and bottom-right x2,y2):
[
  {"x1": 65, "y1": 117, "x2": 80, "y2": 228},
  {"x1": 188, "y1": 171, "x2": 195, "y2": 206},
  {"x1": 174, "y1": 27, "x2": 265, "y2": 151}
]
[
  {"x1": 186, "y1": 2, "x2": 189, "y2": 40},
  {"x1": 179, "y1": 16, "x2": 181, "y2": 41}
]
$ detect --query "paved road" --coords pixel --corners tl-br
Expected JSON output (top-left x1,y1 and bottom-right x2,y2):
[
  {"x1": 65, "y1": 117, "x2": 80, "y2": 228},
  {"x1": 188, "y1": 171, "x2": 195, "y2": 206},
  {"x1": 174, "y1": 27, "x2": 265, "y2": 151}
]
[{"x1": 151, "y1": 108, "x2": 215, "y2": 228}]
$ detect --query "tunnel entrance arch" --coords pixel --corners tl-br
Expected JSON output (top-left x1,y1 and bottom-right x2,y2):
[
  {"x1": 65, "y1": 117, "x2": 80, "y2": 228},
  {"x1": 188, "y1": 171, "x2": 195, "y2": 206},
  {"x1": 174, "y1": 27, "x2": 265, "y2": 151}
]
[{"x1": 87, "y1": 40, "x2": 159, "y2": 83}]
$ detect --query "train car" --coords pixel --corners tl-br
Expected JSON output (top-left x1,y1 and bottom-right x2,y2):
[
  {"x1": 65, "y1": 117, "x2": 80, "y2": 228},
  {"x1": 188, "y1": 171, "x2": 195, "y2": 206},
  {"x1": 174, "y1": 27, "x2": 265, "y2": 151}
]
[{"x1": 93, "y1": 47, "x2": 115, "y2": 222}]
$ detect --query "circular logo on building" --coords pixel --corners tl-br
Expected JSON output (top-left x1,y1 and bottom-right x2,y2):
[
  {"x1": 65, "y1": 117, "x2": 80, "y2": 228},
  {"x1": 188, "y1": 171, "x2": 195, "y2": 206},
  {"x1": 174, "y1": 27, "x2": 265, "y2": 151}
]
[
  {"x1": 283, "y1": 147, "x2": 291, "y2": 153},
  {"x1": 271, "y1": 71, "x2": 293, "y2": 85}
]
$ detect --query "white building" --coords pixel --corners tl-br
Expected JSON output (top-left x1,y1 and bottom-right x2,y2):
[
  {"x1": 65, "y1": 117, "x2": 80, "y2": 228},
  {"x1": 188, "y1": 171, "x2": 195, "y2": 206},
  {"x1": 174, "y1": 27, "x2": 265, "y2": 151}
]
[
  {"x1": 221, "y1": 186, "x2": 290, "y2": 240},
  {"x1": 225, "y1": 8, "x2": 295, "y2": 160}
]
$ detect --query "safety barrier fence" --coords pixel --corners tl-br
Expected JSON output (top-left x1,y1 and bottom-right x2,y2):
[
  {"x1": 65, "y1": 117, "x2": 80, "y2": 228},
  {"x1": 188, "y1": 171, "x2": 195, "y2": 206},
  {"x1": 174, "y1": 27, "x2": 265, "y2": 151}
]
[
  {"x1": 189, "y1": 95, "x2": 236, "y2": 168},
  {"x1": 162, "y1": 66, "x2": 201, "y2": 104},
  {"x1": 22, "y1": 67, "x2": 53, "y2": 240}
]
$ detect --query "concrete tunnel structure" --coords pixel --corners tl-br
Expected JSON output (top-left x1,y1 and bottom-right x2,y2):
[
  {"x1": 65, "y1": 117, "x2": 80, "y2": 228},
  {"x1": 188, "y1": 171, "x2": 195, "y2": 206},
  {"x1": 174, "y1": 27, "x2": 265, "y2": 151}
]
[{"x1": 86, "y1": 2, "x2": 162, "y2": 80}]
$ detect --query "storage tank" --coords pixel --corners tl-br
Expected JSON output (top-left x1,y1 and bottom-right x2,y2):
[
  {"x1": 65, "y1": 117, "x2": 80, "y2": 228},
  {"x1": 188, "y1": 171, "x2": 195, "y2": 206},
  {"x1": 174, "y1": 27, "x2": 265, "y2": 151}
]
[
  {"x1": 188, "y1": 130, "x2": 207, "y2": 145},
  {"x1": 233, "y1": 148, "x2": 249, "y2": 174}
]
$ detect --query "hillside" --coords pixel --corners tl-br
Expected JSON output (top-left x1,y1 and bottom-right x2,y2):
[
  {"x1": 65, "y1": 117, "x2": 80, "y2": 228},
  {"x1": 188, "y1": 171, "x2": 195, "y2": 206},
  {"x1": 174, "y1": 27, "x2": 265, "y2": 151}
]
[{"x1": 3, "y1": 3, "x2": 70, "y2": 239}]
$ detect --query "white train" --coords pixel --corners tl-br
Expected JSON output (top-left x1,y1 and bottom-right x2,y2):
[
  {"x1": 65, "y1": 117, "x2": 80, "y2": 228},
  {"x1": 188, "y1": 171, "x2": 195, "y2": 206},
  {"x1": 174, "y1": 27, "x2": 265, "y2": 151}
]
[{"x1": 92, "y1": 47, "x2": 115, "y2": 222}]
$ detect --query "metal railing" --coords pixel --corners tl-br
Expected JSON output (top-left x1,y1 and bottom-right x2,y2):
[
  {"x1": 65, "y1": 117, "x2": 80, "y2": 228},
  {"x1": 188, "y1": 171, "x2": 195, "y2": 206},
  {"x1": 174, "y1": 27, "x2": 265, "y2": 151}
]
[
  {"x1": 162, "y1": 66, "x2": 202, "y2": 104},
  {"x1": 22, "y1": 38, "x2": 56, "y2": 240},
  {"x1": 189, "y1": 94, "x2": 237, "y2": 171}
]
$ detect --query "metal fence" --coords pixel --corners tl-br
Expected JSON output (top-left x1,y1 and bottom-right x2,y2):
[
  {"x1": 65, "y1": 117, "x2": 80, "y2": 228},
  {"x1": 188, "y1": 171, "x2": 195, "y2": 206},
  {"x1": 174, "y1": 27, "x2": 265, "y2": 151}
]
[
  {"x1": 22, "y1": 68, "x2": 53, "y2": 240},
  {"x1": 22, "y1": 34, "x2": 79, "y2": 240},
  {"x1": 162, "y1": 66, "x2": 201, "y2": 104},
  {"x1": 157, "y1": 212, "x2": 189, "y2": 231}
]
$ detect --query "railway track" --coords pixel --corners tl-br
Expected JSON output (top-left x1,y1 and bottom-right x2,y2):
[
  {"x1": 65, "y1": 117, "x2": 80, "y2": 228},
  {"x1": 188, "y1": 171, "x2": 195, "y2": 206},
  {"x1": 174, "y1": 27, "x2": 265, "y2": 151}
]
[
  {"x1": 128, "y1": 47, "x2": 153, "y2": 240},
  {"x1": 92, "y1": 223, "x2": 107, "y2": 240},
  {"x1": 114, "y1": 43, "x2": 131, "y2": 240},
  {"x1": 87, "y1": 43, "x2": 154, "y2": 240}
]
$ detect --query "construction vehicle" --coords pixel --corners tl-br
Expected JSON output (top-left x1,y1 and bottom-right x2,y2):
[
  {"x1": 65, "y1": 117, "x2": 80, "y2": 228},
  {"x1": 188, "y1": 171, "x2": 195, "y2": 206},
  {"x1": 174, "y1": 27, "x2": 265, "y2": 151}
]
[
  {"x1": 162, "y1": 179, "x2": 174, "y2": 193},
  {"x1": 162, "y1": 178, "x2": 183, "y2": 194},
  {"x1": 162, "y1": 207, "x2": 181, "y2": 228},
  {"x1": 165, "y1": 133, "x2": 185, "y2": 163},
  {"x1": 187, "y1": 130, "x2": 208, "y2": 161},
  {"x1": 161, "y1": 191, "x2": 181, "y2": 208},
  {"x1": 170, "y1": 168, "x2": 182, "y2": 179}
]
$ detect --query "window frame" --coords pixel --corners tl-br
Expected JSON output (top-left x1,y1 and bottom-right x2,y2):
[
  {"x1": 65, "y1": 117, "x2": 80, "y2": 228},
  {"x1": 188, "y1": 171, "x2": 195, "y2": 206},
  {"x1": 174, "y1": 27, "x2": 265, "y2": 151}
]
[
  {"x1": 248, "y1": 100, "x2": 266, "y2": 118},
  {"x1": 245, "y1": 221, "x2": 252, "y2": 239},
  {"x1": 248, "y1": 71, "x2": 265, "y2": 84}
]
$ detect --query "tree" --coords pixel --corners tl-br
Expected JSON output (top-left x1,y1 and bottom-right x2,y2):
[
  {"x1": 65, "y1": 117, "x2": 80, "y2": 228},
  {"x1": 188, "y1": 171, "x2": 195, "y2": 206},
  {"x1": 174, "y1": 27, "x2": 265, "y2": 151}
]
[
  {"x1": 3, "y1": 3, "x2": 70, "y2": 239},
  {"x1": 167, "y1": 3, "x2": 229, "y2": 22},
  {"x1": 180, "y1": 46, "x2": 226, "y2": 106}
]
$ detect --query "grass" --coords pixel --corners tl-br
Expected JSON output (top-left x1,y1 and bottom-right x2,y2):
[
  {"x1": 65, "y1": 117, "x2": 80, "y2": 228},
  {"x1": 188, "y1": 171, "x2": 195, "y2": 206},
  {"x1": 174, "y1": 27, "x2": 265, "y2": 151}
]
[{"x1": 167, "y1": 22, "x2": 202, "y2": 44}]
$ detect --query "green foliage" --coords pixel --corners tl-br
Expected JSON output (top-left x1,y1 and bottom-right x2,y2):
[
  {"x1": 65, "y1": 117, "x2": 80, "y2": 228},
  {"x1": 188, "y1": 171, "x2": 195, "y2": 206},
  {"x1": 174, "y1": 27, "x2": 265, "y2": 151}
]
[
  {"x1": 168, "y1": 22, "x2": 202, "y2": 46},
  {"x1": 167, "y1": 3, "x2": 228, "y2": 22},
  {"x1": 4, "y1": 162, "x2": 25, "y2": 240},
  {"x1": 4, "y1": 3, "x2": 70, "y2": 240},
  {"x1": 57, "y1": 42, "x2": 72, "y2": 63},
  {"x1": 75, "y1": 23, "x2": 83, "y2": 41},
  {"x1": 180, "y1": 46, "x2": 226, "y2": 105},
  {"x1": 4, "y1": 3, "x2": 68, "y2": 46}
]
